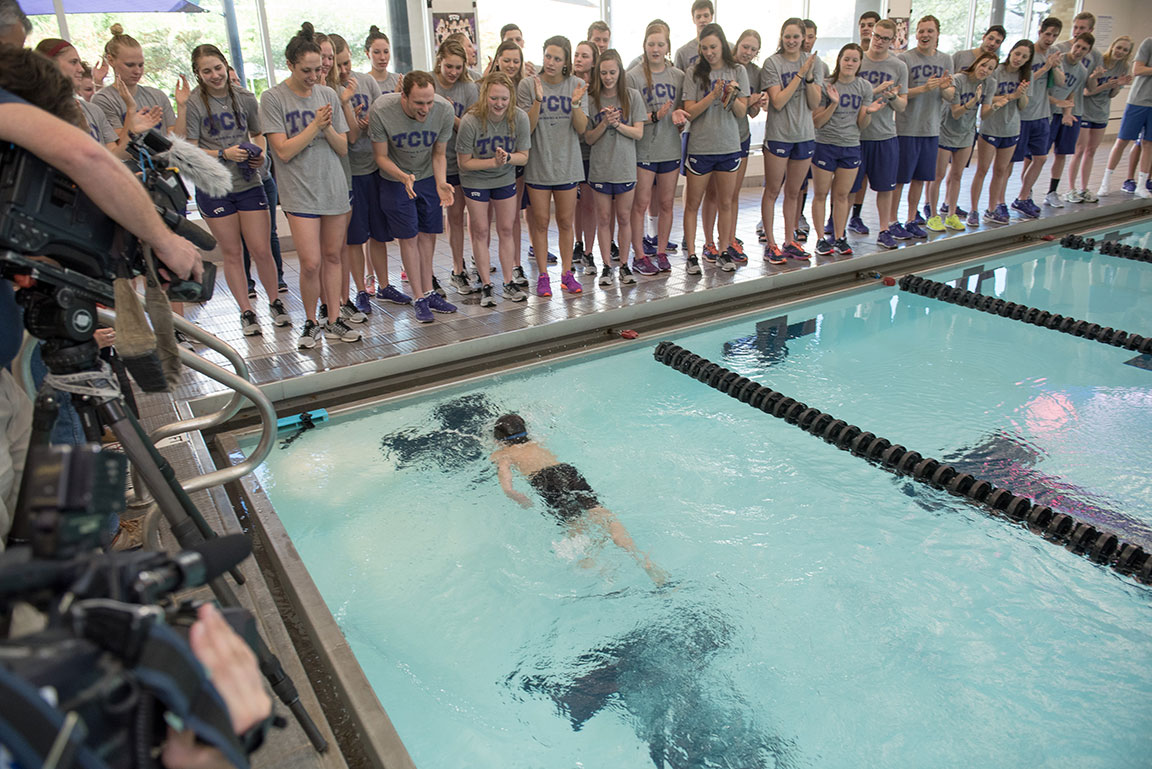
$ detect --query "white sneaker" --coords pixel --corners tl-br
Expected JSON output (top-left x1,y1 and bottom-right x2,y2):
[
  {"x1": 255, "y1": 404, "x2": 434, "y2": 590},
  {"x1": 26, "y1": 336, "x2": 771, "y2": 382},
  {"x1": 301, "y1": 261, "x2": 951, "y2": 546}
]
[
  {"x1": 1097, "y1": 184, "x2": 1110, "y2": 197},
  {"x1": 1080, "y1": 189, "x2": 1098, "y2": 203},
  {"x1": 1062, "y1": 189, "x2": 1083, "y2": 204},
  {"x1": 1044, "y1": 191, "x2": 1064, "y2": 208},
  {"x1": 1138, "y1": 185, "x2": 1152, "y2": 199}
]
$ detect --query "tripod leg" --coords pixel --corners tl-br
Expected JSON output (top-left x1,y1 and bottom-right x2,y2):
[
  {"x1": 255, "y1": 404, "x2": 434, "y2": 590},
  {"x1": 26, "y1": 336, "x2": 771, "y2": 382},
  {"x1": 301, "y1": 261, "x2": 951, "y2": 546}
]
[
  {"x1": 9, "y1": 388, "x2": 61, "y2": 545},
  {"x1": 98, "y1": 399, "x2": 329, "y2": 752}
]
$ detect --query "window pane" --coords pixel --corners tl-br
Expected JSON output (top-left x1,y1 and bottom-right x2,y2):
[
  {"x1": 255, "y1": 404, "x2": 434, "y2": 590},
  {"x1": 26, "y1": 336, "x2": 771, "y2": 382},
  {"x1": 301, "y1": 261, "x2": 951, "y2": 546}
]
[
  {"x1": 476, "y1": 0, "x2": 600, "y2": 70},
  {"x1": 263, "y1": 4, "x2": 392, "y2": 85},
  {"x1": 901, "y1": 0, "x2": 971, "y2": 55}
]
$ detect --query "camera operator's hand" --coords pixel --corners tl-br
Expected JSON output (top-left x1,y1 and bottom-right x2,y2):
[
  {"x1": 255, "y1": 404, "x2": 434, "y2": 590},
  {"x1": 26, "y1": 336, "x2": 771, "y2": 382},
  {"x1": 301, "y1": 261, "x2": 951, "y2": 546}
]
[
  {"x1": 152, "y1": 230, "x2": 204, "y2": 283},
  {"x1": 160, "y1": 603, "x2": 271, "y2": 769}
]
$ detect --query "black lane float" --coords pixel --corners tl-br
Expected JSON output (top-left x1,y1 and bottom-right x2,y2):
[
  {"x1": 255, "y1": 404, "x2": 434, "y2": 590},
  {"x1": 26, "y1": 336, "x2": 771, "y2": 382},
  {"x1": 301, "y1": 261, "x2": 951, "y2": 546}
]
[
  {"x1": 653, "y1": 341, "x2": 1152, "y2": 586},
  {"x1": 897, "y1": 274, "x2": 1152, "y2": 356},
  {"x1": 1061, "y1": 232, "x2": 1152, "y2": 263}
]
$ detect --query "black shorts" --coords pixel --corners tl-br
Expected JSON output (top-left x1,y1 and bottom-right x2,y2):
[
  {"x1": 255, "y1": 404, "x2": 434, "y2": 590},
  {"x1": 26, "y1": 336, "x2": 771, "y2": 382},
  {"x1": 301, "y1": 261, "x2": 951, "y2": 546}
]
[{"x1": 528, "y1": 463, "x2": 600, "y2": 522}]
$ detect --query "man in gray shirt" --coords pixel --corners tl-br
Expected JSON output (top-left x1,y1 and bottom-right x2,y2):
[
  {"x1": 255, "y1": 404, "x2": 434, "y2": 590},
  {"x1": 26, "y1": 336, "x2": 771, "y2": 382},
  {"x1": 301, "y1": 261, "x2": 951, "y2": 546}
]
[
  {"x1": 673, "y1": 0, "x2": 714, "y2": 73},
  {"x1": 952, "y1": 25, "x2": 1005, "y2": 74},
  {"x1": 370, "y1": 71, "x2": 458, "y2": 322},
  {"x1": 895, "y1": 16, "x2": 954, "y2": 238},
  {"x1": 1013, "y1": 16, "x2": 1066, "y2": 218},
  {"x1": 1099, "y1": 36, "x2": 1152, "y2": 198}
]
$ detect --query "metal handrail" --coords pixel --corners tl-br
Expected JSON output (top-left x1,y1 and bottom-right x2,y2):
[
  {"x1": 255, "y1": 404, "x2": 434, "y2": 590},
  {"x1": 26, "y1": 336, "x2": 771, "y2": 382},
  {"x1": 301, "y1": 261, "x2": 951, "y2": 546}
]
[
  {"x1": 96, "y1": 307, "x2": 277, "y2": 495},
  {"x1": 149, "y1": 312, "x2": 252, "y2": 443}
]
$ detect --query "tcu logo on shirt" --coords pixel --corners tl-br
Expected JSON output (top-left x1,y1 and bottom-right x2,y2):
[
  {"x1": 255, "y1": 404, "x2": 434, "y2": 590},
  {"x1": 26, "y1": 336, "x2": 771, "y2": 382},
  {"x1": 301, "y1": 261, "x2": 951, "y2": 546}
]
[
  {"x1": 283, "y1": 109, "x2": 317, "y2": 136},
  {"x1": 996, "y1": 79, "x2": 1018, "y2": 96},
  {"x1": 351, "y1": 93, "x2": 373, "y2": 114},
  {"x1": 475, "y1": 135, "x2": 515, "y2": 154},
  {"x1": 542, "y1": 95, "x2": 573, "y2": 113},
  {"x1": 1064, "y1": 71, "x2": 1080, "y2": 89},
  {"x1": 394, "y1": 130, "x2": 440, "y2": 148},
  {"x1": 643, "y1": 82, "x2": 677, "y2": 103},
  {"x1": 201, "y1": 111, "x2": 246, "y2": 136},
  {"x1": 858, "y1": 69, "x2": 893, "y2": 87},
  {"x1": 451, "y1": 101, "x2": 467, "y2": 117},
  {"x1": 839, "y1": 92, "x2": 863, "y2": 109},
  {"x1": 958, "y1": 92, "x2": 976, "y2": 106},
  {"x1": 781, "y1": 70, "x2": 801, "y2": 88},
  {"x1": 908, "y1": 63, "x2": 946, "y2": 81}
]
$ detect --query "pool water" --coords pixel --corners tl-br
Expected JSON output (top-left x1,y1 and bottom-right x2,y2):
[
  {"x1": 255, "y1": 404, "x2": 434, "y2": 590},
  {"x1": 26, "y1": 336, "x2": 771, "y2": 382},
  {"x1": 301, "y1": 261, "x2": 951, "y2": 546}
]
[{"x1": 248, "y1": 221, "x2": 1152, "y2": 768}]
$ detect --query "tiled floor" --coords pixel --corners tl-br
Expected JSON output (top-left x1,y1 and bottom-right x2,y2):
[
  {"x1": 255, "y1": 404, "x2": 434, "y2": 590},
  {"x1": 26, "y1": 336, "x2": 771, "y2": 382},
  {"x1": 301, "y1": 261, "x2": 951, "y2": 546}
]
[{"x1": 172, "y1": 156, "x2": 1143, "y2": 402}]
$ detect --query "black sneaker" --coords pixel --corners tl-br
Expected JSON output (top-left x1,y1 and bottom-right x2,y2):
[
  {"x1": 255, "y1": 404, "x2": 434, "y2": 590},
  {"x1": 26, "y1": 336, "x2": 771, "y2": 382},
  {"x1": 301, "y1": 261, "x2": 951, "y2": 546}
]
[
  {"x1": 240, "y1": 309, "x2": 261, "y2": 336},
  {"x1": 610, "y1": 241, "x2": 620, "y2": 261},
  {"x1": 247, "y1": 282, "x2": 257, "y2": 299},
  {"x1": 833, "y1": 238, "x2": 853, "y2": 255},
  {"x1": 619, "y1": 263, "x2": 636, "y2": 284},
  {"x1": 503, "y1": 281, "x2": 527, "y2": 302},
  {"x1": 814, "y1": 238, "x2": 833, "y2": 256},
  {"x1": 324, "y1": 318, "x2": 361, "y2": 342},
  {"x1": 685, "y1": 254, "x2": 701, "y2": 275},
  {"x1": 318, "y1": 303, "x2": 328, "y2": 324},
  {"x1": 717, "y1": 249, "x2": 737, "y2": 272},
  {"x1": 511, "y1": 265, "x2": 529, "y2": 286},
  {"x1": 581, "y1": 249, "x2": 596, "y2": 275},
  {"x1": 599, "y1": 265, "x2": 614, "y2": 286},
  {"x1": 450, "y1": 270, "x2": 476, "y2": 294},
  {"x1": 793, "y1": 228, "x2": 808, "y2": 243},
  {"x1": 432, "y1": 275, "x2": 447, "y2": 297},
  {"x1": 479, "y1": 283, "x2": 497, "y2": 307},
  {"x1": 277, "y1": 280, "x2": 289, "y2": 293},
  {"x1": 269, "y1": 299, "x2": 291, "y2": 327},
  {"x1": 574, "y1": 240, "x2": 584, "y2": 260},
  {"x1": 297, "y1": 319, "x2": 321, "y2": 349}
]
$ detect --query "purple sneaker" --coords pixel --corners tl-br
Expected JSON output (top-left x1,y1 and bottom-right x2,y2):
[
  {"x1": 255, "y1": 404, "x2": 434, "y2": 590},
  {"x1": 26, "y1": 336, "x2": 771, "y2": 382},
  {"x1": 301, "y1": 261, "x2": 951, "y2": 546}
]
[
  {"x1": 904, "y1": 221, "x2": 928, "y2": 239},
  {"x1": 536, "y1": 274, "x2": 552, "y2": 297},
  {"x1": 783, "y1": 241, "x2": 810, "y2": 260},
  {"x1": 665, "y1": 241, "x2": 678, "y2": 254},
  {"x1": 1122, "y1": 179, "x2": 1137, "y2": 194},
  {"x1": 376, "y1": 283, "x2": 413, "y2": 304},
  {"x1": 888, "y1": 222, "x2": 913, "y2": 240},
  {"x1": 877, "y1": 229, "x2": 898, "y2": 249},
  {"x1": 824, "y1": 217, "x2": 834, "y2": 236},
  {"x1": 1026, "y1": 199, "x2": 1043, "y2": 218},
  {"x1": 1010, "y1": 198, "x2": 1038, "y2": 219},
  {"x1": 354, "y1": 289, "x2": 372, "y2": 315},
  {"x1": 642, "y1": 238, "x2": 657, "y2": 256},
  {"x1": 633, "y1": 255, "x2": 659, "y2": 275},
  {"x1": 655, "y1": 253, "x2": 671, "y2": 271},
  {"x1": 848, "y1": 216, "x2": 869, "y2": 235},
  {"x1": 909, "y1": 210, "x2": 926, "y2": 226},
  {"x1": 560, "y1": 270, "x2": 583, "y2": 293},
  {"x1": 413, "y1": 297, "x2": 434, "y2": 323},
  {"x1": 426, "y1": 291, "x2": 457, "y2": 314},
  {"x1": 923, "y1": 203, "x2": 933, "y2": 220}
]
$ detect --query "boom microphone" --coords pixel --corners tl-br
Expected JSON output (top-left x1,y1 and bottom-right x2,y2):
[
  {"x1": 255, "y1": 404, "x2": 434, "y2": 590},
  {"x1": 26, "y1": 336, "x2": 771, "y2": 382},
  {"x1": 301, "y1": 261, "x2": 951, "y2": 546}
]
[{"x1": 159, "y1": 131, "x2": 234, "y2": 199}]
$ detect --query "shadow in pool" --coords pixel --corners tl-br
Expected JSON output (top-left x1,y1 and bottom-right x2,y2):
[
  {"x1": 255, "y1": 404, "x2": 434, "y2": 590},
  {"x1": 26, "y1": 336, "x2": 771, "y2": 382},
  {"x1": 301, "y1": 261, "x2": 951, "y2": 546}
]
[
  {"x1": 379, "y1": 394, "x2": 501, "y2": 479},
  {"x1": 509, "y1": 603, "x2": 798, "y2": 769}
]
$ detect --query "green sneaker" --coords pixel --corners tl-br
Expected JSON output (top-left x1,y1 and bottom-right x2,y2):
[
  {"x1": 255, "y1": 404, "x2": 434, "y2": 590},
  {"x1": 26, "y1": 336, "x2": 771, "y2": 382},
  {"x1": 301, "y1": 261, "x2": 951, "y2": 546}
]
[
  {"x1": 925, "y1": 215, "x2": 946, "y2": 233},
  {"x1": 943, "y1": 213, "x2": 966, "y2": 231}
]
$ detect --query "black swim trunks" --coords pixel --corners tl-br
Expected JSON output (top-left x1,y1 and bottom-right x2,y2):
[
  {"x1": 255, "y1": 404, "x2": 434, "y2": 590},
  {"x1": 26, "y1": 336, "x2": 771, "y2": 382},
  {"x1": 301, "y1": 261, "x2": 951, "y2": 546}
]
[{"x1": 527, "y1": 463, "x2": 600, "y2": 522}]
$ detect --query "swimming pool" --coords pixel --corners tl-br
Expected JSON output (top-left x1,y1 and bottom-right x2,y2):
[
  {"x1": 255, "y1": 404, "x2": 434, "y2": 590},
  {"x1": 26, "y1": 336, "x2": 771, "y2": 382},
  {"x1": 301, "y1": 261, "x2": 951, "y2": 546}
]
[{"x1": 245, "y1": 220, "x2": 1152, "y2": 768}]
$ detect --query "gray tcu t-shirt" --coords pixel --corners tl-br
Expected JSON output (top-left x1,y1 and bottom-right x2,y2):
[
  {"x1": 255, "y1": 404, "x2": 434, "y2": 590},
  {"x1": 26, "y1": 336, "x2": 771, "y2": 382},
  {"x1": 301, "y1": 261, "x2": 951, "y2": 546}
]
[
  {"x1": 78, "y1": 98, "x2": 117, "y2": 145},
  {"x1": 939, "y1": 72, "x2": 987, "y2": 148},
  {"x1": 681, "y1": 64, "x2": 750, "y2": 155},
  {"x1": 1128, "y1": 37, "x2": 1152, "y2": 107},
  {"x1": 436, "y1": 77, "x2": 479, "y2": 178},
  {"x1": 347, "y1": 72, "x2": 383, "y2": 176},
  {"x1": 1020, "y1": 52, "x2": 1056, "y2": 122},
  {"x1": 92, "y1": 83, "x2": 176, "y2": 130},
  {"x1": 980, "y1": 64, "x2": 1025, "y2": 138},
  {"x1": 814, "y1": 76, "x2": 873, "y2": 147},
  {"x1": 184, "y1": 86, "x2": 262, "y2": 192},
  {"x1": 1050, "y1": 58, "x2": 1088, "y2": 117},
  {"x1": 897, "y1": 48, "x2": 952, "y2": 136},
  {"x1": 761, "y1": 52, "x2": 817, "y2": 144},
  {"x1": 259, "y1": 81, "x2": 349, "y2": 215},
  {"x1": 368, "y1": 91, "x2": 455, "y2": 182},
  {"x1": 455, "y1": 107, "x2": 531, "y2": 189},
  {"x1": 516, "y1": 75, "x2": 586, "y2": 185},
  {"x1": 674, "y1": 39, "x2": 700, "y2": 74},
  {"x1": 372, "y1": 70, "x2": 402, "y2": 94},
  {"x1": 1055, "y1": 39, "x2": 1102, "y2": 81},
  {"x1": 1082, "y1": 58, "x2": 1129, "y2": 124},
  {"x1": 626, "y1": 65, "x2": 685, "y2": 163},
  {"x1": 737, "y1": 62, "x2": 762, "y2": 142},
  {"x1": 586, "y1": 87, "x2": 646, "y2": 184},
  {"x1": 857, "y1": 54, "x2": 908, "y2": 141}
]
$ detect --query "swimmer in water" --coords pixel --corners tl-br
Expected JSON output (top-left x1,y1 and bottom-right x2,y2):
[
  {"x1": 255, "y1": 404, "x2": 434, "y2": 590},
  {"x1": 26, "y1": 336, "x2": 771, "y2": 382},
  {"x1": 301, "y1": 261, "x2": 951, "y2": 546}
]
[{"x1": 490, "y1": 413, "x2": 668, "y2": 585}]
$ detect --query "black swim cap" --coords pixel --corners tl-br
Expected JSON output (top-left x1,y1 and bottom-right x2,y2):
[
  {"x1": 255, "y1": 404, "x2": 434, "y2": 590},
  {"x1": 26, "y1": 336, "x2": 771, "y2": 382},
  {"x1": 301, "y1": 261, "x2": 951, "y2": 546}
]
[{"x1": 494, "y1": 413, "x2": 528, "y2": 443}]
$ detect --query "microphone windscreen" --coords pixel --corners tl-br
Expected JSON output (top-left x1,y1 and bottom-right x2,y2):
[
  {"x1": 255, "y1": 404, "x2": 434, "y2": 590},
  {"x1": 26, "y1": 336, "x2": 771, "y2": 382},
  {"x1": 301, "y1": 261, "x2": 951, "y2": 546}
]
[
  {"x1": 161, "y1": 132, "x2": 233, "y2": 198},
  {"x1": 189, "y1": 534, "x2": 252, "y2": 583}
]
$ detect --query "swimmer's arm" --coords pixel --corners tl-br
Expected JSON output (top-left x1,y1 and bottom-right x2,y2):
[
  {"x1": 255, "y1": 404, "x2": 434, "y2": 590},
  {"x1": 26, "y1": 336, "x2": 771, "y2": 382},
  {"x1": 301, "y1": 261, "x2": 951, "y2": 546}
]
[{"x1": 492, "y1": 453, "x2": 533, "y2": 508}]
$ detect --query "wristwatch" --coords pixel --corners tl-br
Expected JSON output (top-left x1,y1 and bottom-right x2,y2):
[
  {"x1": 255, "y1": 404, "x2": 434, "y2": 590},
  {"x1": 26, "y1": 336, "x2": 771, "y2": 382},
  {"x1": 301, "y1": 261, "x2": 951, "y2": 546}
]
[
  {"x1": 651, "y1": 110, "x2": 659, "y2": 124},
  {"x1": 218, "y1": 148, "x2": 226, "y2": 159}
]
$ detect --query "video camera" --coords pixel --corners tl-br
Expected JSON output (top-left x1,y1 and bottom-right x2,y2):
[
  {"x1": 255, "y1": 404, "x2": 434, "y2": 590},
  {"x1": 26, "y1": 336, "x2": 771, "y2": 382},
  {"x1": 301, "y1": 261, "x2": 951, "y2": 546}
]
[
  {"x1": 0, "y1": 129, "x2": 217, "y2": 306},
  {"x1": 0, "y1": 445, "x2": 272, "y2": 769}
]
